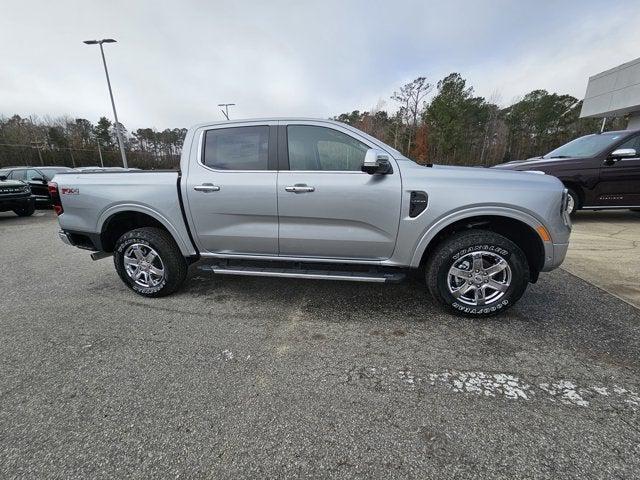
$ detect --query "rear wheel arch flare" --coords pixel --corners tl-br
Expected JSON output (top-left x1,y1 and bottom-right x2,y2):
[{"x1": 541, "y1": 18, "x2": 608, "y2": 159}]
[{"x1": 100, "y1": 210, "x2": 171, "y2": 252}]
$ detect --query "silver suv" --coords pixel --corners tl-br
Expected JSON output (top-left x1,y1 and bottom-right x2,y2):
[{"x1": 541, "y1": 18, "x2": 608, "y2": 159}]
[{"x1": 51, "y1": 118, "x2": 571, "y2": 317}]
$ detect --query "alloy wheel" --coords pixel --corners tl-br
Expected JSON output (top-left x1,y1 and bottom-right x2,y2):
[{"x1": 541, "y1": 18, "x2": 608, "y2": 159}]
[
  {"x1": 447, "y1": 251, "x2": 511, "y2": 306},
  {"x1": 123, "y1": 243, "x2": 166, "y2": 288}
]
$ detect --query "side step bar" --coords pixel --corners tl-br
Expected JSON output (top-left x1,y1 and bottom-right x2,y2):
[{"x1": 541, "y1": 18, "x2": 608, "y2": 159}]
[{"x1": 198, "y1": 264, "x2": 406, "y2": 283}]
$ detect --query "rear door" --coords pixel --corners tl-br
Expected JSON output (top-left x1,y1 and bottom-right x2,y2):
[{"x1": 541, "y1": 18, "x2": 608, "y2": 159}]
[
  {"x1": 184, "y1": 122, "x2": 279, "y2": 255},
  {"x1": 276, "y1": 122, "x2": 402, "y2": 260},
  {"x1": 597, "y1": 135, "x2": 640, "y2": 207}
]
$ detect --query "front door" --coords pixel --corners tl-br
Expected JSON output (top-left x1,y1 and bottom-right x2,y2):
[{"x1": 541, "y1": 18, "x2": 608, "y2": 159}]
[
  {"x1": 26, "y1": 169, "x2": 49, "y2": 200},
  {"x1": 184, "y1": 123, "x2": 279, "y2": 255},
  {"x1": 277, "y1": 122, "x2": 401, "y2": 260},
  {"x1": 597, "y1": 135, "x2": 640, "y2": 207}
]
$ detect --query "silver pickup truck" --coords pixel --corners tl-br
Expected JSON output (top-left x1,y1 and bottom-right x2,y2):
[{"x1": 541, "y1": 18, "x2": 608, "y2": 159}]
[{"x1": 52, "y1": 118, "x2": 571, "y2": 316}]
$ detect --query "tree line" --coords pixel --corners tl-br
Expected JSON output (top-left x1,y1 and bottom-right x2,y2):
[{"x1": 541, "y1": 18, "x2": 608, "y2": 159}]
[
  {"x1": 0, "y1": 72, "x2": 627, "y2": 169},
  {"x1": 335, "y1": 73, "x2": 626, "y2": 166},
  {"x1": 0, "y1": 115, "x2": 186, "y2": 169}
]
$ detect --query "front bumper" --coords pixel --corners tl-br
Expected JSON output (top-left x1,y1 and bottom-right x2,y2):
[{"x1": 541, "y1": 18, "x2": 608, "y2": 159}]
[
  {"x1": 541, "y1": 242, "x2": 569, "y2": 271},
  {"x1": 0, "y1": 194, "x2": 34, "y2": 211}
]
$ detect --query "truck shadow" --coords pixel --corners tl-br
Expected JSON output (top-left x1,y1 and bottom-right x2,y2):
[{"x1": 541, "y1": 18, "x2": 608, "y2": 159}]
[{"x1": 177, "y1": 266, "x2": 640, "y2": 371}]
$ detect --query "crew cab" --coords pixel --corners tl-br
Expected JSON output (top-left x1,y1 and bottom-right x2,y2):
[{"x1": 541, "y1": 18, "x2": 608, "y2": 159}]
[
  {"x1": 51, "y1": 119, "x2": 571, "y2": 317},
  {"x1": 493, "y1": 129, "x2": 640, "y2": 214}
]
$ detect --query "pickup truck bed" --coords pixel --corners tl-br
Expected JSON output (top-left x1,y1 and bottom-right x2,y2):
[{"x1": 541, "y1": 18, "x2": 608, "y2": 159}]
[{"x1": 54, "y1": 171, "x2": 196, "y2": 256}]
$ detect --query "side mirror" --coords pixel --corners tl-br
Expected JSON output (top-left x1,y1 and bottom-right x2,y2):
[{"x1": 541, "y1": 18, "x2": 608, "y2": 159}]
[
  {"x1": 30, "y1": 177, "x2": 45, "y2": 183},
  {"x1": 361, "y1": 148, "x2": 392, "y2": 175},
  {"x1": 607, "y1": 148, "x2": 636, "y2": 164}
]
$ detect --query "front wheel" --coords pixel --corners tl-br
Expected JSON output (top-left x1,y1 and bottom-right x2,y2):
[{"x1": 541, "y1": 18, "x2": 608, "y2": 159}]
[
  {"x1": 425, "y1": 230, "x2": 530, "y2": 317},
  {"x1": 114, "y1": 227, "x2": 188, "y2": 297}
]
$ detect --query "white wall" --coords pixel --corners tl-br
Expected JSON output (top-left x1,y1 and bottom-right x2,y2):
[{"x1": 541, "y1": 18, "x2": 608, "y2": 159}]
[{"x1": 580, "y1": 57, "x2": 640, "y2": 119}]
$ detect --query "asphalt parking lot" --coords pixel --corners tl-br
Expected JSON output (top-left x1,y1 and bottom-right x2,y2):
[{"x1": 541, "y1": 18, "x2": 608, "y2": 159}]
[{"x1": 1, "y1": 211, "x2": 639, "y2": 479}]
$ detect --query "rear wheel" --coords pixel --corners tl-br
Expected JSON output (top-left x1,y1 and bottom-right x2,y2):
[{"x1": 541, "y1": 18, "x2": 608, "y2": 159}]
[
  {"x1": 425, "y1": 230, "x2": 530, "y2": 317},
  {"x1": 114, "y1": 227, "x2": 188, "y2": 297}
]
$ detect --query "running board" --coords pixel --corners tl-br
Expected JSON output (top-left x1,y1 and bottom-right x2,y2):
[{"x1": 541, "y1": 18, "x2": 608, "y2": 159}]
[{"x1": 198, "y1": 264, "x2": 406, "y2": 283}]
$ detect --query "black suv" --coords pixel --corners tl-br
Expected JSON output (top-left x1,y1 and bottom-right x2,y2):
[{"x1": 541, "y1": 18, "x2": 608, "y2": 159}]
[
  {"x1": 0, "y1": 174, "x2": 35, "y2": 216},
  {"x1": 0, "y1": 166, "x2": 75, "y2": 205},
  {"x1": 493, "y1": 129, "x2": 640, "y2": 214}
]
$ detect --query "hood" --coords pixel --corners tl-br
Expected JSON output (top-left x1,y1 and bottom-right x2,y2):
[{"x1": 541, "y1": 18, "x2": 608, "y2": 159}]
[
  {"x1": 397, "y1": 159, "x2": 562, "y2": 189},
  {"x1": 0, "y1": 179, "x2": 28, "y2": 187},
  {"x1": 492, "y1": 156, "x2": 581, "y2": 170}
]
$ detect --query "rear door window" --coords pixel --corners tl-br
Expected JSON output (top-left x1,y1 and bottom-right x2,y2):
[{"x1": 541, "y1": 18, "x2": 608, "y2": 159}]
[{"x1": 203, "y1": 126, "x2": 269, "y2": 170}]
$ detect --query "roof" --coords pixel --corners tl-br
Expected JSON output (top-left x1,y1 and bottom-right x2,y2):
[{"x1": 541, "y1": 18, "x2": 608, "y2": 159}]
[{"x1": 190, "y1": 117, "x2": 345, "y2": 129}]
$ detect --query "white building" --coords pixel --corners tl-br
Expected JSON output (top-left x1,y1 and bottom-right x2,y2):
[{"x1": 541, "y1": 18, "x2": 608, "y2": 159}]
[{"x1": 580, "y1": 57, "x2": 640, "y2": 129}]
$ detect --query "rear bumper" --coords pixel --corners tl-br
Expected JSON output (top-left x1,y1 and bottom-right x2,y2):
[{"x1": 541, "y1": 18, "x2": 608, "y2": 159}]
[
  {"x1": 58, "y1": 229, "x2": 103, "y2": 251},
  {"x1": 58, "y1": 230, "x2": 73, "y2": 246}
]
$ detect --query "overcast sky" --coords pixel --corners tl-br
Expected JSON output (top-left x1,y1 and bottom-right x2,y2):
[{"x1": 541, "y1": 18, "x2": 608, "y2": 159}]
[{"x1": 1, "y1": 0, "x2": 639, "y2": 130}]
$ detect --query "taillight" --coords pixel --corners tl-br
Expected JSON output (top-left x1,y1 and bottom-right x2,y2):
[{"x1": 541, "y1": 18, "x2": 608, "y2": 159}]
[{"x1": 48, "y1": 182, "x2": 63, "y2": 215}]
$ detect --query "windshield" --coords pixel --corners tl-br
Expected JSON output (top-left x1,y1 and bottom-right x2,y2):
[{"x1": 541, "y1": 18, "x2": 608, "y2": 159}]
[{"x1": 543, "y1": 132, "x2": 627, "y2": 159}]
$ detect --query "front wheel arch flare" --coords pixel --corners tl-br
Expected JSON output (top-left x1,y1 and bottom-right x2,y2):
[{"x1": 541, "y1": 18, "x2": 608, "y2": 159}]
[{"x1": 417, "y1": 215, "x2": 545, "y2": 280}]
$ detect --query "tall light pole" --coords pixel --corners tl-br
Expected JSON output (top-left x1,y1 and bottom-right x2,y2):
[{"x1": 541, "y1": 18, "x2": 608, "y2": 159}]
[
  {"x1": 83, "y1": 38, "x2": 128, "y2": 168},
  {"x1": 218, "y1": 103, "x2": 235, "y2": 120}
]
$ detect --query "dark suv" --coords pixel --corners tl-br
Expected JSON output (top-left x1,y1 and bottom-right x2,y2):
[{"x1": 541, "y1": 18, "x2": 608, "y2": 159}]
[
  {"x1": 493, "y1": 129, "x2": 640, "y2": 214},
  {"x1": 0, "y1": 166, "x2": 75, "y2": 205},
  {"x1": 0, "y1": 175, "x2": 34, "y2": 216}
]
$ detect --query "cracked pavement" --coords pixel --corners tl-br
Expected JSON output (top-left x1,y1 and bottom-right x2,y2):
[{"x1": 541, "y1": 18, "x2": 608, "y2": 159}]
[{"x1": 1, "y1": 210, "x2": 639, "y2": 479}]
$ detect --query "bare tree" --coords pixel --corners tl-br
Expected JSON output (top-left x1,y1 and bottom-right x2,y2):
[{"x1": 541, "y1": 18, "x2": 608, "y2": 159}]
[{"x1": 392, "y1": 77, "x2": 432, "y2": 153}]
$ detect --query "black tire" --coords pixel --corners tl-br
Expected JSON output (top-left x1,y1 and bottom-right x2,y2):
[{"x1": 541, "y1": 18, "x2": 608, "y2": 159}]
[
  {"x1": 114, "y1": 227, "x2": 188, "y2": 298},
  {"x1": 566, "y1": 188, "x2": 579, "y2": 216},
  {"x1": 425, "y1": 230, "x2": 530, "y2": 317},
  {"x1": 13, "y1": 201, "x2": 35, "y2": 217}
]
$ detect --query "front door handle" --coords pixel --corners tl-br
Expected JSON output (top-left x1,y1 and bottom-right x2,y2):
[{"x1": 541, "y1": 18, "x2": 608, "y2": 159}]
[
  {"x1": 194, "y1": 183, "x2": 221, "y2": 192},
  {"x1": 285, "y1": 184, "x2": 315, "y2": 193}
]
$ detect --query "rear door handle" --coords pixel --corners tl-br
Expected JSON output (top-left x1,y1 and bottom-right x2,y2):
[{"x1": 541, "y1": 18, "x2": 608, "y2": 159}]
[
  {"x1": 194, "y1": 184, "x2": 220, "y2": 192},
  {"x1": 285, "y1": 184, "x2": 315, "y2": 193}
]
